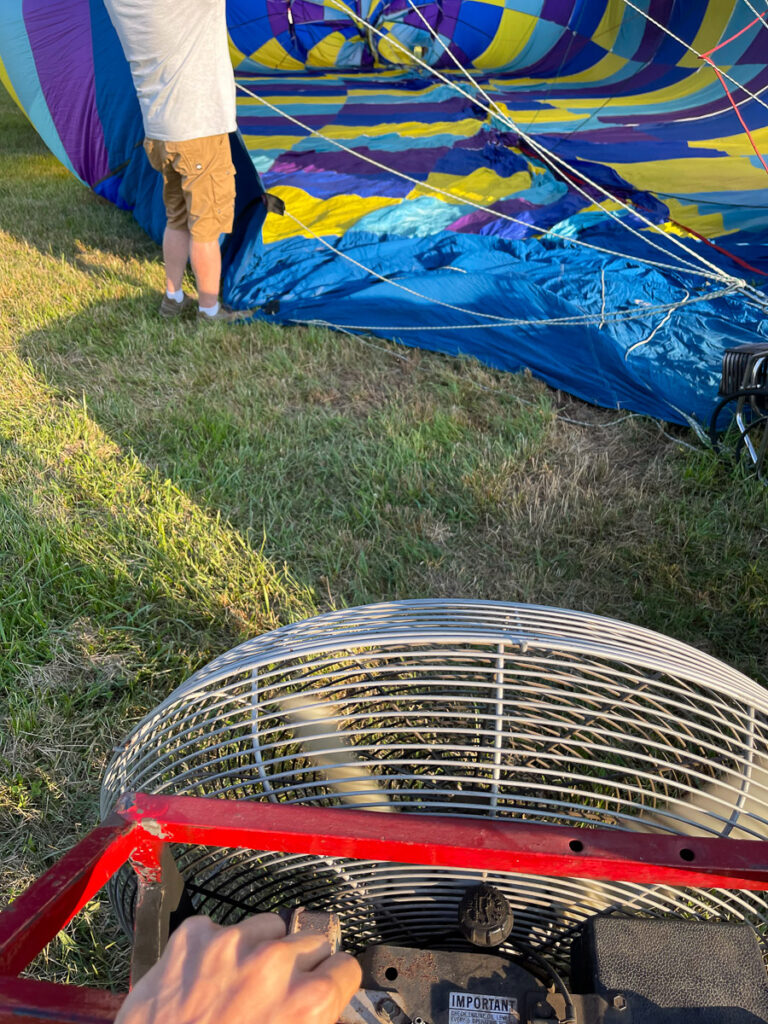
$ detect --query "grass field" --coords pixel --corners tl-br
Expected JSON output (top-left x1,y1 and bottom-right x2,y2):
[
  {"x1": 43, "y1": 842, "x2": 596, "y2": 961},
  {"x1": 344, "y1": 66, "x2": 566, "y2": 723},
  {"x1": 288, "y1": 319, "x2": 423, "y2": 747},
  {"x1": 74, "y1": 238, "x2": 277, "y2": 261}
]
[{"x1": 1, "y1": 84, "x2": 767, "y2": 986}]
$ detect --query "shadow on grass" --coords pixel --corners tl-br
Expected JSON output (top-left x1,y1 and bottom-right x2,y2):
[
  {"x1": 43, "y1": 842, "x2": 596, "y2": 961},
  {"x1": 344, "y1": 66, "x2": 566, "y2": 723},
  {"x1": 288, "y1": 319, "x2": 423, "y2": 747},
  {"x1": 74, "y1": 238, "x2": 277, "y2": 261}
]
[
  {"x1": 0, "y1": 98, "x2": 157, "y2": 281},
  {"x1": 0, "y1": 352, "x2": 315, "y2": 692},
  {"x1": 0, "y1": 331, "x2": 321, "y2": 982},
  {"x1": 14, "y1": 291, "x2": 768, "y2": 694},
  {"x1": 15, "y1": 293, "x2": 550, "y2": 603}
]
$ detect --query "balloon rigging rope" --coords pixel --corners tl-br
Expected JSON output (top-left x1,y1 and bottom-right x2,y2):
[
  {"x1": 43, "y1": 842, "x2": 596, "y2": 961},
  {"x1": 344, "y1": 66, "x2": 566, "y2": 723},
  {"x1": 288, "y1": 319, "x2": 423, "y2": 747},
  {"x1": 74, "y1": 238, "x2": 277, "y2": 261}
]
[
  {"x1": 697, "y1": 10, "x2": 768, "y2": 176},
  {"x1": 284, "y1": 210, "x2": 585, "y2": 324},
  {"x1": 322, "y1": 0, "x2": 737, "y2": 284},
  {"x1": 234, "y1": 81, "x2": 729, "y2": 284},
  {"x1": 472, "y1": 5, "x2": 768, "y2": 131},
  {"x1": 235, "y1": 2, "x2": 768, "y2": 331},
  {"x1": 394, "y1": 0, "x2": 739, "y2": 284},
  {"x1": 235, "y1": 81, "x2": 735, "y2": 285},
  {"x1": 277, "y1": 206, "x2": 738, "y2": 331},
  {"x1": 619, "y1": 0, "x2": 768, "y2": 118},
  {"x1": 399, "y1": 6, "x2": 764, "y2": 290},
  {"x1": 740, "y1": 0, "x2": 768, "y2": 23}
]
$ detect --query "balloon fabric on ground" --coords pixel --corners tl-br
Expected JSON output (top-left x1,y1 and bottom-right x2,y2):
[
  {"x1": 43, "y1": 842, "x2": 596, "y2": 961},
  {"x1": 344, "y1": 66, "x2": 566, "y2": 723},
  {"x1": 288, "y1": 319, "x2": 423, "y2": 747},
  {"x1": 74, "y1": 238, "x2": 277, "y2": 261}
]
[{"x1": 2, "y1": 0, "x2": 768, "y2": 424}]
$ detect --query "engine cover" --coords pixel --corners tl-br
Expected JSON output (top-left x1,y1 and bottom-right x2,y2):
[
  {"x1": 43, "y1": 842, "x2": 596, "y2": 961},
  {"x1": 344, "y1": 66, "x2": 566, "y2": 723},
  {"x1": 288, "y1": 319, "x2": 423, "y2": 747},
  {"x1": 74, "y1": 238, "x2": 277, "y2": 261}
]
[
  {"x1": 347, "y1": 945, "x2": 555, "y2": 1024},
  {"x1": 570, "y1": 917, "x2": 768, "y2": 1024}
]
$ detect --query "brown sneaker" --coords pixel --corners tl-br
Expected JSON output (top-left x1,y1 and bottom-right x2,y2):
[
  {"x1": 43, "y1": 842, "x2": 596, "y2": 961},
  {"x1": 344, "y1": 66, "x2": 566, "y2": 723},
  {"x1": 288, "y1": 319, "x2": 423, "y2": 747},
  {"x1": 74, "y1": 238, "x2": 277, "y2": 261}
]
[
  {"x1": 159, "y1": 292, "x2": 196, "y2": 318},
  {"x1": 197, "y1": 304, "x2": 254, "y2": 324}
]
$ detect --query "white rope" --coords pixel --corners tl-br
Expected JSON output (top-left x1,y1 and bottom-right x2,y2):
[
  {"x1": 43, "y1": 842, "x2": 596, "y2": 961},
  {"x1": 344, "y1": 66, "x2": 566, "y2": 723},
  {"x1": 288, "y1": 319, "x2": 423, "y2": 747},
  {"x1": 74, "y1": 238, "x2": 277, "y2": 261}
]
[
  {"x1": 397, "y1": 0, "x2": 739, "y2": 283},
  {"x1": 512, "y1": 84, "x2": 768, "y2": 137},
  {"x1": 321, "y1": 0, "x2": 736, "y2": 282},
  {"x1": 741, "y1": 281, "x2": 768, "y2": 311},
  {"x1": 237, "y1": 6, "x2": 768, "y2": 329},
  {"x1": 284, "y1": 295, "x2": 738, "y2": 334},
  {"x1": 634, "y1": 81, "x2": 768, "y2": 128},
  {"x1": 507, "y1": 4, "x2": 768, "y2": 131},
  {"x1": 521, "y1": 134, "x2": 731, "y2": 279},
  {"x1": 279, "y1": 209, "x2": 562, "y2": 323},
  {"x1": 280, "y1": 204, "x2": 738, "y2": 330},
  {"x1": 738, "y1": 0, "x2": 768, "y2": 29},
  {"x1": 376, "y1": 0, "x2": 768, "y2": 314},
  {"x1": 236, "y1": 80, "x2": 732, "y2": 282},
  {"x1": 624, "y1": 290, "x2": 690, "y2": 359},
  {"x1": 619, "y1": 0, "x2": 768, "y2": 117},
  {"x1": 289, "y1": 300, "x2": 730, "y2": 331}
]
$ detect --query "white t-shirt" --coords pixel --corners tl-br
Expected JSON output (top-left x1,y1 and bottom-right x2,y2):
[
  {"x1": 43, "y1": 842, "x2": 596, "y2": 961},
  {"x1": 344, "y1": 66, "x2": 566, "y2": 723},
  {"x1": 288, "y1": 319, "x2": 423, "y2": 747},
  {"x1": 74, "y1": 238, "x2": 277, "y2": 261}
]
[{"x1": 103, "y1": 0, "x2": 237, "y2": 141}]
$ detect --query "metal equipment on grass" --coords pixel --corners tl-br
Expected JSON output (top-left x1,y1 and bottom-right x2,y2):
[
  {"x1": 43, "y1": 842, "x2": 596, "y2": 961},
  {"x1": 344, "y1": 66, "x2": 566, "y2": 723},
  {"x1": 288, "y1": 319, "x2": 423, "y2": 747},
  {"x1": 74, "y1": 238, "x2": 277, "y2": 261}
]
[
  {"x1": 4, "y1": 600, "x2": 768, "y2": 1023},
  {"x1": 710, "y1": 341, "x2": 768, "y2": 480}
]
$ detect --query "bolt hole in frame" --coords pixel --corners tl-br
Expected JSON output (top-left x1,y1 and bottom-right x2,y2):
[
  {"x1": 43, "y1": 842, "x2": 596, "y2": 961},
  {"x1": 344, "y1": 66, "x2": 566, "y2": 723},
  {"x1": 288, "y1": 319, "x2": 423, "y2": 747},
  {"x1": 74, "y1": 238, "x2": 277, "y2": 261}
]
[{"x1": 3, "y1": 792, "x2": 768, "y2": 1023}]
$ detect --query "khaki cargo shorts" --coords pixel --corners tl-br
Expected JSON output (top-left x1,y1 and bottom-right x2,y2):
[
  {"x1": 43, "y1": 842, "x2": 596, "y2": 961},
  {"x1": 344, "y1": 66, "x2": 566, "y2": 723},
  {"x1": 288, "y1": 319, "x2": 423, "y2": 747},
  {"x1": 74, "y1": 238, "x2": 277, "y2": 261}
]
[{"x1": 144, "y1": 134, "x2": 236, "y2": 242}]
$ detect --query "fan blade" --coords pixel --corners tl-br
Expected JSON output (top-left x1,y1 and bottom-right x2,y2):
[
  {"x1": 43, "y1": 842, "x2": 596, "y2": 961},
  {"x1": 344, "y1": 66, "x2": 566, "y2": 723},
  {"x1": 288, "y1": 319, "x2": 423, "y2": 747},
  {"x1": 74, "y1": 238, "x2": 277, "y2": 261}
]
[{"x1": 281, "y1": 693, "x2": 394, "y2": 812}]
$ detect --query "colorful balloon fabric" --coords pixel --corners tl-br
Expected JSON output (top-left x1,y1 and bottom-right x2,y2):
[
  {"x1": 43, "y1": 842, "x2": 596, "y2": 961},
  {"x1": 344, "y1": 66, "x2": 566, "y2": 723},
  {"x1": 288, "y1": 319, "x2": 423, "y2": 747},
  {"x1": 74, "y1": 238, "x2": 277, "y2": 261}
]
[{"x1": 2, "y1": 0, "x2": 768, "y2": 424}]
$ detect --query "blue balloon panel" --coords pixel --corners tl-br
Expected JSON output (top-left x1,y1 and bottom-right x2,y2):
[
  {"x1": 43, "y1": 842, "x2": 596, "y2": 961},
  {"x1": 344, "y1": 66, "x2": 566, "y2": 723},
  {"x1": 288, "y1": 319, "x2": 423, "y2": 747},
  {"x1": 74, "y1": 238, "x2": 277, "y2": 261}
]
[{"x1": 2, "y1": 0, "x2": 767, "y2": 423}]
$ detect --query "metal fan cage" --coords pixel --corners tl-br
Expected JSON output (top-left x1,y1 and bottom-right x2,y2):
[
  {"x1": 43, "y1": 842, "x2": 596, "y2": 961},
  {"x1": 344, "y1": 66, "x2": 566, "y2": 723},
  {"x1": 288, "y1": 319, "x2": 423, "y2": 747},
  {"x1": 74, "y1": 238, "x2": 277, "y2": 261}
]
[{"x1": 101, "y1": 600, "x2": 768, "y2": 967}]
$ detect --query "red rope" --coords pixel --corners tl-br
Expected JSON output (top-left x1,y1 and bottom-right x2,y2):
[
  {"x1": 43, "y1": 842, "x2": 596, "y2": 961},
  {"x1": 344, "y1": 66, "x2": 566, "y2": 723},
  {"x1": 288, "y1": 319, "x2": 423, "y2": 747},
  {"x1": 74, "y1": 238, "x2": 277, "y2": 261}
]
[
  {"x1": 668, "y1": 218, "x2": 767, "y2": 277},
  {"x1": 700, "y1": 13, "x2": 768, "y2": 59},
  {"x1": 538, "y1": 155, "x2": 768, "y2": 279},
  {"x1": 702, "y1": 59, "x2": 768, "y2": 175},
  {"x1": 699, "y1": 14, "x2": 768, "y2": 177}
]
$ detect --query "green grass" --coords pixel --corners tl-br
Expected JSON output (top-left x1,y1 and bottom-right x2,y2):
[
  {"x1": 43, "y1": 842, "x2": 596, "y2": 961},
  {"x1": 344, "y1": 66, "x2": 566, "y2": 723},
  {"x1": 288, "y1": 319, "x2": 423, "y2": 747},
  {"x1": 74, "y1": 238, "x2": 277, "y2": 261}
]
[{"x1": 1, "y1": 85, "x2": 767, "y2": 985}]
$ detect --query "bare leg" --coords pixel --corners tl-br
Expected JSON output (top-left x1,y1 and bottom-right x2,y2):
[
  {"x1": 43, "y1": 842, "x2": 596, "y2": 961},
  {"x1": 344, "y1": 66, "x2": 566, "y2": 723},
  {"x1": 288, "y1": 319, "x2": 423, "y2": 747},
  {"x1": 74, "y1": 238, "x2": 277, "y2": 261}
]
[
  {"x1": 190, "y1": 239, "x2": 221, "y2": 308},
  {"x1": 163, "y1": 226, "x2": 191, "y2": 293}
]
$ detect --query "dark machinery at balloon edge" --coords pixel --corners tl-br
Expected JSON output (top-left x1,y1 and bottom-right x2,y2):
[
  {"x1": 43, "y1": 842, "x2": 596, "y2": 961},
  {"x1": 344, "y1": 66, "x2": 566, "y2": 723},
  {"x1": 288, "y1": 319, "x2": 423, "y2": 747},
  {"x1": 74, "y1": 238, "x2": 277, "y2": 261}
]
[{"x1": 711, "y1": 341, "x2": 768, "y2": 480}]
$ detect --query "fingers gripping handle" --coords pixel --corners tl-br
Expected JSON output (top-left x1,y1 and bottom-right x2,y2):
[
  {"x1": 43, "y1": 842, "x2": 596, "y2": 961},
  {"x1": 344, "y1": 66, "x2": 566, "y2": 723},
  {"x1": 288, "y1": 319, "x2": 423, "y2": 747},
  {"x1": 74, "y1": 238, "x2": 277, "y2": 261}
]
[{"x1": 287, "y1": 907, "x2": 342, "y2": 955}]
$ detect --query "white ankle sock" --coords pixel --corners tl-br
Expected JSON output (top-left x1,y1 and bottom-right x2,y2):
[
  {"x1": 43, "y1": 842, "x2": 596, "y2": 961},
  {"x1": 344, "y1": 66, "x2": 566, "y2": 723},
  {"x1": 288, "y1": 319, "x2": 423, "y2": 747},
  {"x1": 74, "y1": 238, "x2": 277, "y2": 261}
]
[
  {"x1": 166, "y1": 288, "x2": 184, "y2": 302},
  {"x1": 199, "y1": 301, "x2": 220, "y2": 317}
]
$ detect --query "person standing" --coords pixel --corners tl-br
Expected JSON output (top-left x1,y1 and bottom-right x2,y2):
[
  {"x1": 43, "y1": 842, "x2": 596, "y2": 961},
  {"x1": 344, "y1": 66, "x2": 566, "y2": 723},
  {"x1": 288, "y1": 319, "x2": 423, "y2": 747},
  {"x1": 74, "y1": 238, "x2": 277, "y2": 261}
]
[{"x1": 104, "y1": 0, "x2": 249, "y2": 322}]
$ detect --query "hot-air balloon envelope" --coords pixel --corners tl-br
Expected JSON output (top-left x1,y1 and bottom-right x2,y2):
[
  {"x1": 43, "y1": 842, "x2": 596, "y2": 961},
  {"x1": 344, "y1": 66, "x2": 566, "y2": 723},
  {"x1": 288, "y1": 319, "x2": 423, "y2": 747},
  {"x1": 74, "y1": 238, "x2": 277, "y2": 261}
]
[{"x1": 2, "y1": 0, "x2": 768, "y2": 424}]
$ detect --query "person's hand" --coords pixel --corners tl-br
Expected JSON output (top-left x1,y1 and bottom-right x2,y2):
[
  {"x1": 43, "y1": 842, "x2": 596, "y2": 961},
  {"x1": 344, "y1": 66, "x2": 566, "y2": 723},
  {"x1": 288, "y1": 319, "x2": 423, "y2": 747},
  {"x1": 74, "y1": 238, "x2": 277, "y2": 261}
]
[{"x1": 114, "y1": 913, "x2": 362, "y2": 1024}]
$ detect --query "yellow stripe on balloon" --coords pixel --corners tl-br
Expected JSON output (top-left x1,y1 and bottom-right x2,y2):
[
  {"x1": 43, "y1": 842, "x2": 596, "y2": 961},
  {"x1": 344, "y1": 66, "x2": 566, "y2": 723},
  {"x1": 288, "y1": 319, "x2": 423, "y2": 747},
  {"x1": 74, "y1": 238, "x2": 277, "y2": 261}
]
[
  {"x1": 408, "y1": 168, "x2": 532, "y2": 205},
  {"x1": 261, "y1": 186, "x2": 401, "y2": 243},
  {"x1": 228, "y1": 34, "x2": 248, "y2": 70},
  {"x1": 243, "y1": 133, "x2": 307, "y2": 151},
  {"x1": 688, "y1": 127, "x2": 768, "y2": 157},
  {"x1": 308, "y1": 31, "x2": 354, "y2": 67},
  {"x1": 0, "y1": 54, "x2": 25, "y2": 115},
  {"x1": 679, "y1": 3, "x2": 738, "y2": 68},
  {"x1": 496, "y1": 48, "x2": 627, "y2": 88},
  {"x1": 611, "y1": 155, "x2": 768, "y2": 192},
  {"x1": 542, "y1": 66, "x2": 709, "y2": 111},
  {"x1": 247, "y1": 38, "x2": 306, "y2": 71},
  {"x1": 473, "y1": 9, "x2": 537, "y2": 69},
  {"x1": 592, "y1": 0, "x2": 625, "y2": 52},
  {"x1": 500, "y1": 104, "x2": 586, "y2": 125},
  {"x1": 660, "y1": 198, "x2": 730, "y2": 239},
  {"x1": 320, "y1": 116, "x2": 480, "y2": 139},
  {"x1": 376, "y1": 30, "x2": 426, "y2": 67},
  {"x1": 237, "y1": 90, "x2": 349, "y2": 107}
]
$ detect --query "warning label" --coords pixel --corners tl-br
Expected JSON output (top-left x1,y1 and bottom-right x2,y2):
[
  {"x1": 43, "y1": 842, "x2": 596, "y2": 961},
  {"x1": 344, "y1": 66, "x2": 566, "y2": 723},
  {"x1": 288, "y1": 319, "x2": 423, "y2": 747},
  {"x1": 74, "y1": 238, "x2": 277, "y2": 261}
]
[{"x1": 448, "y1": 991, "x2": 519, "y2": 1024}]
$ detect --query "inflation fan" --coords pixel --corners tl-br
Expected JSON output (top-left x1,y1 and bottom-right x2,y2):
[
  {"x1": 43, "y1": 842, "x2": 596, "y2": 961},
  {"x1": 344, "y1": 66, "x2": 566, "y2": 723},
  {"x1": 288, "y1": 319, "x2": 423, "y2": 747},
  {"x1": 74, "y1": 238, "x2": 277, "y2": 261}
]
[{"x1": 4, "y1": 600, "x2": 768, "y2": 1023}]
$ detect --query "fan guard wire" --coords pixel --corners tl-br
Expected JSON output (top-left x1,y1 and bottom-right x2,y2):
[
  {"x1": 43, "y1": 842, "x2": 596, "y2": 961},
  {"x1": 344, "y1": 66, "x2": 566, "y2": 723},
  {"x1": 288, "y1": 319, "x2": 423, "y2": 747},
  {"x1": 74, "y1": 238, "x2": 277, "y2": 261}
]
[{"x1": 101, "y1": 600, "x2": 768, "y2": 968}]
